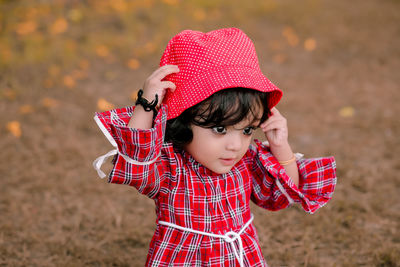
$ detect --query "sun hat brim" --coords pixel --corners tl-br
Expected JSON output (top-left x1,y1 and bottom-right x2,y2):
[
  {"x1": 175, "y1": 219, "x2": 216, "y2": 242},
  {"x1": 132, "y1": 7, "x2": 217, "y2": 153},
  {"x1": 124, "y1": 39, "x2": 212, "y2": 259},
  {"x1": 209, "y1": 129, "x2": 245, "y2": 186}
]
[{"x1": 164, "y1": 64, "x2": 283, "y2": 120}]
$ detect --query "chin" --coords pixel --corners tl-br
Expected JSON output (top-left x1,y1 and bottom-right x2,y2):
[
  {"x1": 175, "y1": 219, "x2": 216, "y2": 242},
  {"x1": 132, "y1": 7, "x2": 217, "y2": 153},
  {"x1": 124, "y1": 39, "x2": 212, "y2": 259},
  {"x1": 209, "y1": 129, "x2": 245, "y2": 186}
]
[{"x1": 212, "y1": 166, "x2": 234, "y2": 174}]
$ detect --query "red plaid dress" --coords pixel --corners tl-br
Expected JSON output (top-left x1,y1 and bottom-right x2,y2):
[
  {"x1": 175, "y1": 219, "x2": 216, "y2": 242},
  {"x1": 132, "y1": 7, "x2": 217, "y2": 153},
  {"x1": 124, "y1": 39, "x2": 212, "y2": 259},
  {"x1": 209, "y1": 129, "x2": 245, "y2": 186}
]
[{"x1": 94, "y1": 105, "x2": 336, "y2": 266}]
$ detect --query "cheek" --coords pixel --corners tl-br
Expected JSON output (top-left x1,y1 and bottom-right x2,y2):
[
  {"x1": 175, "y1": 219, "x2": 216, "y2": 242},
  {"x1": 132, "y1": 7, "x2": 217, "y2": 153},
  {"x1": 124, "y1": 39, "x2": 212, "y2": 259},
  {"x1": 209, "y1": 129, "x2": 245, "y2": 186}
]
[{"x1": 241, "y1": 137, "x2": 252, "y2": 153}]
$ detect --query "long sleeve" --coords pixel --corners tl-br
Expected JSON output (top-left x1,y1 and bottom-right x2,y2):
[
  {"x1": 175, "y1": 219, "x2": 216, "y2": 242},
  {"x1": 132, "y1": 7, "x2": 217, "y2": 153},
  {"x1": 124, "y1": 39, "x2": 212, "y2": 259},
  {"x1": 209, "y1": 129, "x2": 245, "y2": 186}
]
[
  {"x1": 94, "y1": 105, "x2": 175, "y2": 198},
  {"x1": 250, "y1": 140, "x2": 336, "y2": 214}
]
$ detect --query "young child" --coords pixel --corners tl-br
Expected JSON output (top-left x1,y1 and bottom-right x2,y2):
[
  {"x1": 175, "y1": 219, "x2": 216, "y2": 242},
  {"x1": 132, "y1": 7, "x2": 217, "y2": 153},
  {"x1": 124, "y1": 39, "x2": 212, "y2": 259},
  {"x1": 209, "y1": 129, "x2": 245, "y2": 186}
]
[{"x1": 93, "y1": 28, "x2": 336, "y2": 267}]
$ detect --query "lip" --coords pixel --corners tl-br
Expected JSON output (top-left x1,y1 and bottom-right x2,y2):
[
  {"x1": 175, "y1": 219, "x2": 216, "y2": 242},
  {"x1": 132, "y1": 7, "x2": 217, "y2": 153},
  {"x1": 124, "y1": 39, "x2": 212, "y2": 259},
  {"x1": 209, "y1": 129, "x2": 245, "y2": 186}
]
[{"x1": 220, "y1": 158, "x2": 236, "y2": 166}]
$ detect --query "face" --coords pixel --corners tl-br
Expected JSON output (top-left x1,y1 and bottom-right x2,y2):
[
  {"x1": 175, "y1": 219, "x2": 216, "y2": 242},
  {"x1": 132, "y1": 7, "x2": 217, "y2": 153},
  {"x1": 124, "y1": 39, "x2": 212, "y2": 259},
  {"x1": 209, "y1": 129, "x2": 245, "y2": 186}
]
[{"x1": 184, "y1": 118, "x2": 259, "y2": 174}]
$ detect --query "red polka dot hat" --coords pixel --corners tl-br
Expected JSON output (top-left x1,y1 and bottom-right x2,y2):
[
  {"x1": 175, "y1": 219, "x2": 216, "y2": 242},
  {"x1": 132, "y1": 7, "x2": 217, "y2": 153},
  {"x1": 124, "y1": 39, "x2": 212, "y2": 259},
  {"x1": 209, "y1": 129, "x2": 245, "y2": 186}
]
[{"x1": 160, "y1": 28, "x2": 283, "y2": 120}]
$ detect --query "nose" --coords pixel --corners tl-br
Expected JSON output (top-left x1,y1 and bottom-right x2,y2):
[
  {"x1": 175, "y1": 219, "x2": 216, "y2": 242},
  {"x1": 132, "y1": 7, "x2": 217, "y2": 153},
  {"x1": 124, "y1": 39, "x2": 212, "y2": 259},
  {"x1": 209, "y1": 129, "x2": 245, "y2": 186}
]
[{"x1": 225, "y1": 132, "x2": 243, "y2": 151}]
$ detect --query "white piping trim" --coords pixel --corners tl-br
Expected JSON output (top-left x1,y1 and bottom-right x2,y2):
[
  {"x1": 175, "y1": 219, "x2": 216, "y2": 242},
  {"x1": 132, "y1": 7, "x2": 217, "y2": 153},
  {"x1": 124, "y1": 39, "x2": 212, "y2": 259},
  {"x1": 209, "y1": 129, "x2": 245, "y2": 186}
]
[
  {"x1": 94, "y1": 115, "x2": 118, "y2": 147},
  {"x1": 92, "y1": 114, "x2": 161, "y2": 179}
]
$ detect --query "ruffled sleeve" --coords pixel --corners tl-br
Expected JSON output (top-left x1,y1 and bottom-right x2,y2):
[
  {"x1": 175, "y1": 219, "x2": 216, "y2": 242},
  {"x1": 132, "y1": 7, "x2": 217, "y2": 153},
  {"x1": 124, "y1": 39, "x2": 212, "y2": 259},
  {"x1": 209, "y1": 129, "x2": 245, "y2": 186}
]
[
  {"x1": 93, "y1": 105, "x2": 173, "y2": 198},
  {"x1": 250, "y1": 140, "x2": 337, "y2": 214}
]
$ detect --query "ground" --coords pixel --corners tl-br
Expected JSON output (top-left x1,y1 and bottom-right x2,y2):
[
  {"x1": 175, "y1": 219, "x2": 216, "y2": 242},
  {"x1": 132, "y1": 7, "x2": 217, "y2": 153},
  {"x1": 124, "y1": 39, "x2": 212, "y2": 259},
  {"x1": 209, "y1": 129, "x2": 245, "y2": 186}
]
[{"x1": 0, "y1": 0, "x2": 399, "y2": 266}]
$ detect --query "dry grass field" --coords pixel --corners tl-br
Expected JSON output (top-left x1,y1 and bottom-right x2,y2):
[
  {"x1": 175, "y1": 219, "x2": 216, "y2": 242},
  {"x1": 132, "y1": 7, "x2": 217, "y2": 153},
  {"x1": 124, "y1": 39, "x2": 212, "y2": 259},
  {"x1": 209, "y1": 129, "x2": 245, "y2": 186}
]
[{"x1": 0, "y1": 0, "x2": 399, "y2": 266}]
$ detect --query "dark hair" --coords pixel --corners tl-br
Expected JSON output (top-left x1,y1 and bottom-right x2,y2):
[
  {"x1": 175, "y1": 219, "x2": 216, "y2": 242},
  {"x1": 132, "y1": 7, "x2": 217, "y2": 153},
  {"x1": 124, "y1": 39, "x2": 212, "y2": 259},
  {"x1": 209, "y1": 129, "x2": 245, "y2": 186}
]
[{"x1": 165, "y1": 87, "x2": 271, "y2": 148}]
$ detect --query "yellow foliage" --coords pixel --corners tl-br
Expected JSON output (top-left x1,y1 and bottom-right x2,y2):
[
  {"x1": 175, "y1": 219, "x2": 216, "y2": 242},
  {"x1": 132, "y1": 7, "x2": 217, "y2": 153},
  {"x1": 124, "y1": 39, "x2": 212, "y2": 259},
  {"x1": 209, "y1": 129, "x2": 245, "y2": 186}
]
[
  {"x1": 7, "y1": 121, "x2": 22, "y2": 138},
  {"x1": 162, "y1": 0, "x2": 179, "y2": 5},
  {"x1": 1, "y1": 47, "x2": 12, "y2": 63},
  {"x1": 16, "y1": 21, "x2": 37, "y2": 35},
  {"x1": 110, "y1": 0, "x2": 128, "y2": 12},
  {"x1": 68, "y1": 9, "x2": 83, "y2": 22},
  {"x1": 304, "y1": 38, "x2": 317, "y2": 51},
  {"x1": 50, "y1": 18, "x2": 69, "y2": 35},
  {"x1": 97, "y1": 98, "x2": 115, "y2": 111}
]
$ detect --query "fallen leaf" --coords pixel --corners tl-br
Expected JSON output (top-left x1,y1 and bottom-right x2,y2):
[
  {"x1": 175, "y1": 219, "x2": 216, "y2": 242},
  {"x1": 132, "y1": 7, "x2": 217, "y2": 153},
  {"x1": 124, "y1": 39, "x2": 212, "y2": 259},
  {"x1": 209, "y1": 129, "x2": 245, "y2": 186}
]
[
  {"x1": 50, "y1": 18, "x2": 68, "y2": 35},
  {"x1": 42, "y1": 97, "x2": 58, "y2": 108},
  {"x1": 63, "y1": 75, "x2": 76, "y2": 88},
  {"x1": 68, "y1": 9, "x2": 83, "y2": 22},
  {"x1": 268, "y1": 40, "x2": 283, "y2": 51},
  {"x1": 273, "y1": 53, "x2": 287, "y2": 64},
  {"x1": 131, "y1": 90, "x2": 139, "y2": 101},
  {"x1": 72, "y1": 70, "x2": 87, "y2": 80},
  {"x1": 96, "y1": 45, "x2": 110, "y2": 57},
  {"x1": 7, "y1": 121, "x2": 22, "y2": 138},
  {"x1": 43, "y1": 78, "x2": 54, "y2": 89},
  {"x1": 111, "y1": 0, "x2": 128, "y2": 12},
  {"x1": 19, "y1": 105, "x2": 34, "y2": 114},
  {"x1": 97, "y1": 98, "x2": 115, "y2": 111},
  {"x1": 282, "y1": 26, "x2": 299, "y2": 47},
  {"x1": 127, "y1": 58, "x2": 140, "y2": 70},
  {"x1": 144, "y1": 42, "x2": 156, "y2": 53},
  {"x1": 79, "y1": 59, "x2": 90, "y2": 70},
  {"x1": 304, "y1": 38, "x2": 317, "y2": 51},
  {"x1": 16, "y1": 20, "x2": 37, "y2": 35},
  {"x1": 3, "y1": 88, "x2": 17, "y2": 100},
  {"x1": 339, "y1": 106, "x2": 355, "y2": 118}
]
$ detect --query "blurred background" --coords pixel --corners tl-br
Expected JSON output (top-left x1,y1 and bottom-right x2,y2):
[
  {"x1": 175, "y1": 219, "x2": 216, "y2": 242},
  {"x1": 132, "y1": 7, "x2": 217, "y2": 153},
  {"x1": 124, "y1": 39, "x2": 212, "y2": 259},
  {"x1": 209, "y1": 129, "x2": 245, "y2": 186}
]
[{"x1": 0, "y1": 0, "x2": 399, "y2": 266}]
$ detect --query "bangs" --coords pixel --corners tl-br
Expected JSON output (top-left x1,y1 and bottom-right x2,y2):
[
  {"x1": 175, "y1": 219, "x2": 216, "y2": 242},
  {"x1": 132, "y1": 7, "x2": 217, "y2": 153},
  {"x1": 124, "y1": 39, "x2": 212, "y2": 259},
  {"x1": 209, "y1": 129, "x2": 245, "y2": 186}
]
[
  {"x1": 165, "y1": 87, "x2": 272, "y2": 149},
  {"x1": 190, "y1": 87, "x2": 270, "y2": 128}
]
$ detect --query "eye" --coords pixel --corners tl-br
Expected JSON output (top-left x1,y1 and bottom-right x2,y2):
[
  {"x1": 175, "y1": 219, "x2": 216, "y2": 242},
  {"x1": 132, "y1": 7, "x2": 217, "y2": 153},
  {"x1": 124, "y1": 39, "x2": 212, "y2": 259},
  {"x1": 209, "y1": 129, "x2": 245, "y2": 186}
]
[
  {"x1": 243, "y1": 126, "x2": 256, "y2": 135},
  {"x1": 212, "y1": 126, "x2": 227, "y2": 134}
]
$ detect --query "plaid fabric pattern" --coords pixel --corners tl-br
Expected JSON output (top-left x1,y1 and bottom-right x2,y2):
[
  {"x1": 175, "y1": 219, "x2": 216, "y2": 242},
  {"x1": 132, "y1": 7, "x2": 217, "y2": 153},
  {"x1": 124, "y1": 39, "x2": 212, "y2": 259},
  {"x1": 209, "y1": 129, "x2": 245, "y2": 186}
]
[{"x1": 94, "y1": 105, "x2": 337, "y2": 266}]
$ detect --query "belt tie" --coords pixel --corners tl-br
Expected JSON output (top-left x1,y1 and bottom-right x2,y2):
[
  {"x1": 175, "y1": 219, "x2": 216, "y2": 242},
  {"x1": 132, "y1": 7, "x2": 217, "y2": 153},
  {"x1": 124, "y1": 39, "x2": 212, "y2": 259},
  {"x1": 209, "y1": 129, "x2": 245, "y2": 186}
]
[{"x1": 158, "y1": 214, "x2": 254, "y2": 267}]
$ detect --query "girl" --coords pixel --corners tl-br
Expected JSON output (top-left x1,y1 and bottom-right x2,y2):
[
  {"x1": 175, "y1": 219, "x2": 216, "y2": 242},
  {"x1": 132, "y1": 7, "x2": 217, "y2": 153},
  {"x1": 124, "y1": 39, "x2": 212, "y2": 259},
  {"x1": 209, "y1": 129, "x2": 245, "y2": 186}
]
[{"x1": 93, "y1": 28, "x2": 336, "y2": 266}]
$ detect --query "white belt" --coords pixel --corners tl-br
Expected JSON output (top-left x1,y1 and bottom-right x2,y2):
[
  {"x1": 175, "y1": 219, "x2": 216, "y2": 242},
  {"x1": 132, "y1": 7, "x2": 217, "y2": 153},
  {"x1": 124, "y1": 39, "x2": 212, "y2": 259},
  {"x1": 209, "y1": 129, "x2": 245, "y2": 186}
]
[{"x1": 158, "y1": 215, "x2": 254, "y2": 267}]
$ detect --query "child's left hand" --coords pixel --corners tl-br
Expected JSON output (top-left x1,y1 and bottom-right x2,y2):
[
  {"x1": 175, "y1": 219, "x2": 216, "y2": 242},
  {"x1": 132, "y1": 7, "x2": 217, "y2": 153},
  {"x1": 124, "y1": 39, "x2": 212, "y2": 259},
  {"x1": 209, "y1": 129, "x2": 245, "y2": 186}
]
[{"x1": 259, "y1": 108, "x2": 289, "y2": 147}]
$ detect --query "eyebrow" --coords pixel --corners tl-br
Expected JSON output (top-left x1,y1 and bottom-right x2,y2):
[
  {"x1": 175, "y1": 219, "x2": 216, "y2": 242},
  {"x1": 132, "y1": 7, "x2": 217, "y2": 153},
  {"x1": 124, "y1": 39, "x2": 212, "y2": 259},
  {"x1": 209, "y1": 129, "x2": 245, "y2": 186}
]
[{"x1": 232, "y1": 122, "x2": 260, "y2": 130}]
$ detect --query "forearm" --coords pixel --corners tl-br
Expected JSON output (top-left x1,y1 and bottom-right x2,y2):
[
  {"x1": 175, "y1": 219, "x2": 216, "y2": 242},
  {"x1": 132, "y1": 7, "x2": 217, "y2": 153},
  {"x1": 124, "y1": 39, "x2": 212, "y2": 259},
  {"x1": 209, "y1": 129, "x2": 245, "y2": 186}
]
[
  {"x1": 127, "y1": 104, "x2": 155, "y2": 129},
  {"x1": 270, "y1": 142, "x2": 299, "y2": 187}
]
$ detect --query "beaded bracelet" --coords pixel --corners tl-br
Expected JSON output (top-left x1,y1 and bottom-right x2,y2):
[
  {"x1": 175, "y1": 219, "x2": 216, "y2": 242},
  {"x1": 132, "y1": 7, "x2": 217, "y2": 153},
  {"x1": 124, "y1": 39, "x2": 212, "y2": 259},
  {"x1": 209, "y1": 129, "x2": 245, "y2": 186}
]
[
  {"x1": 278, "y1": 154, "x2": 296, "y2": 166},
  {"x1": 135, "y1": 89, "x2": 158, "y2": 113}
]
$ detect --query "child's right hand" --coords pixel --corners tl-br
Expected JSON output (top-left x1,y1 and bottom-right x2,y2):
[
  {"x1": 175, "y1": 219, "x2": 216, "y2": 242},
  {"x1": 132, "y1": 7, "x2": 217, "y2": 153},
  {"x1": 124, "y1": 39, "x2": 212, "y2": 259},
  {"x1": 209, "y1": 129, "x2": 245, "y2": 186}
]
[{"x1": 141, "y1": 65, "x2": 179, "y2": 105}]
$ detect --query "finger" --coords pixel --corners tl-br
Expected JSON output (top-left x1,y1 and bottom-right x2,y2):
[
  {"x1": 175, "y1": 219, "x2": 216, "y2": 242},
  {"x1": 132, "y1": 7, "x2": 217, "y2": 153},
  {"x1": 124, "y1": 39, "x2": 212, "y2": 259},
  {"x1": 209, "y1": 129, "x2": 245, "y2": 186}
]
[
  {"x1": 260, "y1": 115, "x2": 281, "y2": 128},
  {"x1": 152, "y1": 65, "x2": 179, "y2": 80},
  {"x1": 260, "y1": 120, "x2": 286, "y2": 132},
  {"x1": 161, "y1": 81, "x2": 177, "y2": 91}
]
